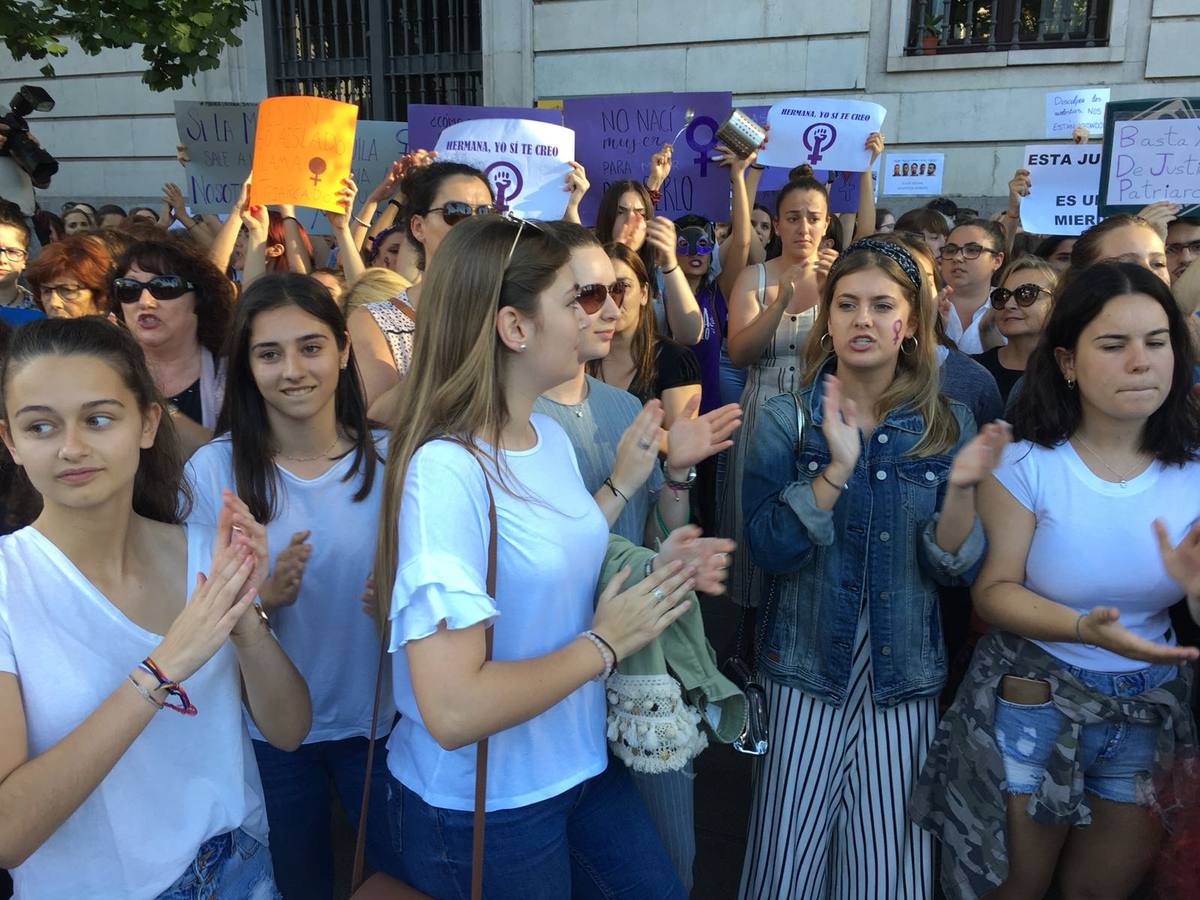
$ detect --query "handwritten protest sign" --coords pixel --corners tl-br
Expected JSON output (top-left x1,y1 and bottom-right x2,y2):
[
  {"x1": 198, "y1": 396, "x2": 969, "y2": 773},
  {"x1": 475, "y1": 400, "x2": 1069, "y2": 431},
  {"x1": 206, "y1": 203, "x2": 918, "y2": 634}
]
[
  {"x1": 249, "y1": 97, "x2": 359, "y2": 212},
  {"x1": 563, "y1": 91, "x2": 733, "y2": 224},
  {"x1": 1101, "y1": 117, "x2": 1200, "y2": 208},
  {"x1": 175, "y1": 101, "x2": 258, "y2": 212},
  {"x1": 1021, "y1": 144, "x2": 1101, "y2": 235},
  {"x1": 176, "y1": 101, "x2": 409, "y2": 235},
  {"x1": 434, "y1": 118, "x2": 575, "y2": 218},
  {"x1": 409, "y1": 104, "x2": 562, "y2": 154},
  {"x1": 884, "y1": 153, "x2": 944, "y2": 196},
  {"x1": 1045, "y1": 88, "x2": 1109, "y2": 140},
  {"x1": 756, "y1": 98, "x2": 886, "y2": 174}
]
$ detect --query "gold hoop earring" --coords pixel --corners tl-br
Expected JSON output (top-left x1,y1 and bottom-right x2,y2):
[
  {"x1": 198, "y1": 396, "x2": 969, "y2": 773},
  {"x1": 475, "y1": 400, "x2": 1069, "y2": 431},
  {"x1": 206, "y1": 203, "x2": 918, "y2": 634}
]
[
  {"x1": 819, "y1": 332, "x2": 833, "y2": 352},
  {"x1": 900, "y1": 335, "x2": 918, "y2": 355}
]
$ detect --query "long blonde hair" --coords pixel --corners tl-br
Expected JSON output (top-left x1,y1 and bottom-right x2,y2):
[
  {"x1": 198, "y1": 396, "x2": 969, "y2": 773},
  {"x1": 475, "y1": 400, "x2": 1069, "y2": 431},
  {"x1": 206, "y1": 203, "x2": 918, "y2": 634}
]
[
  {"x1": 802, "y1": 248, "x2": 959, "y2": 456},
  {"x1": 372, "y1": 216, "x2": 569, "y2": 625}
]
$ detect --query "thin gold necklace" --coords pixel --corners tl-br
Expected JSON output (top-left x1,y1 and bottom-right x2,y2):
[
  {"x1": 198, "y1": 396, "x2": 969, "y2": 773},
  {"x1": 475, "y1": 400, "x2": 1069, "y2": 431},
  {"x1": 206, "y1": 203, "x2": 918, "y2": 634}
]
[
  {"x1": 1072, "y1": 435, "x2": 1143, "y2": 488},
  {"x1": 277, "y1": 433, "x2": 340, "y2": 463}
]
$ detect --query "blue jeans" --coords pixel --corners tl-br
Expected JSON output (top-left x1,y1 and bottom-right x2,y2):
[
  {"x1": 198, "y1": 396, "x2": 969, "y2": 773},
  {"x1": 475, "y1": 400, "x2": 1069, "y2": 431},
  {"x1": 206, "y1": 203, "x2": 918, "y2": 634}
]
[
  {"x1": 157, "y1": 828, "x2": 280, "y2": 899},
  {"x1": 389, "y1": 762, "x2": 686, "y2": 900},
  {"x1": 994, "y1": 663, "x2": 1178, "y2": 804},
  {"x1": 253, "y1": 737, "x2": 403, "y2": 900}
]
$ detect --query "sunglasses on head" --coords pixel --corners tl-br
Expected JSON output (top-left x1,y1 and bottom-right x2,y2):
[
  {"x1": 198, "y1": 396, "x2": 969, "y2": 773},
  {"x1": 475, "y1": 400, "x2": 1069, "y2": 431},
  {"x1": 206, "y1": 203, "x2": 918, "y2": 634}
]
[
  {"x1": 427, "y1": 201, "x2": 497, "y2": 226},
  {"x1": 575, "y1": 282, "x2": 628, "y2": 314},
  {"x1": 990, "y1": 283, "x2": 1051, "y2": 309},
  {"x1": 113, "y1": 275, "x2": 196, "y2": 304}
]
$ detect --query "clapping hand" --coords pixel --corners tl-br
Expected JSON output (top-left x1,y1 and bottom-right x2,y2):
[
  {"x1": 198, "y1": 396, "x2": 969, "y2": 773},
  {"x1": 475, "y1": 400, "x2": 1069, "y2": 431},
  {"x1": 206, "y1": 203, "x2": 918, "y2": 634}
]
[
  {"x1": 260, "y1": 530, "x2": 313, "y2": 612},
  {"x1": 655, "y1": 525, "x2": 736, "y2": 595},
  {"x1": 645, "y1": 217, "x2": 680, "y2": 270},
  {"x1": 665, "y1": 396, "x2": 742, "y2": 470},
  {"x1": 611, "y1": 400, "x2": 666, "y2": 498},
  {"x1": 1078, "y1": 606, "x2": 1200, "y2": 664},
  {"x1": 948, "y1": 421, "x2": 1012, "y2": 488},
  {"x1": 820, "y1": 375, "x2": 861, "y2": 477}
]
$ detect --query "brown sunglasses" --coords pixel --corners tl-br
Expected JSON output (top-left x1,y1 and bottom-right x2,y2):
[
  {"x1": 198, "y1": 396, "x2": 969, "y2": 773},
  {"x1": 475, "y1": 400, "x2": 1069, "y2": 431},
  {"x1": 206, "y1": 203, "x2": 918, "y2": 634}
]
[{"x1": 575, "y1": 282, "x2": 628, "y2": 314}]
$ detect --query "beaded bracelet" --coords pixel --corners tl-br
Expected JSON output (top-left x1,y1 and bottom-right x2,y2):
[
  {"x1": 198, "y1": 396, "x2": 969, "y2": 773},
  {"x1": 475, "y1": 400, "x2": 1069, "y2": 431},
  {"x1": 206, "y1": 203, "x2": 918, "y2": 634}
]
[
  {"x1": 140, "y1": 657, "x2": 198, "y2": 716},
  {"x1": 581, "y1": 630, "x2": 616, "y2": 680}
]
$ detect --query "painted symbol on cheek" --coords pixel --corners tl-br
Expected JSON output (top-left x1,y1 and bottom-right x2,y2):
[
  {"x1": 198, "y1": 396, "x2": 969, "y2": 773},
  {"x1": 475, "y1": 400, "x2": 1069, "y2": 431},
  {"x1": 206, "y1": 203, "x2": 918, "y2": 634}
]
[{"x1": 892, "y1": 319, "x2": 903, "y2": 345}]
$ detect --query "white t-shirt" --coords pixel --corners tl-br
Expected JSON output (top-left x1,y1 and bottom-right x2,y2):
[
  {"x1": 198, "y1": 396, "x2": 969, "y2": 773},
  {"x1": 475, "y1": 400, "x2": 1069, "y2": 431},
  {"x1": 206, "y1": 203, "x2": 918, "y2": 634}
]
[
  {"x1": 995, "y1": 440, "x2": 1200, "y2": 672},
  {"x1": 185, "y1": 434, "x2": 393, "y2": 743},
  {"x1": 386, "y1": 415, "x2": 610, "y2": 812},
  {"x1": 0, "y1": 525, "x2": 267, "y2": 900},
  {"x1": 945, "y1": 301, "x2": 1005, "y2": 355}
]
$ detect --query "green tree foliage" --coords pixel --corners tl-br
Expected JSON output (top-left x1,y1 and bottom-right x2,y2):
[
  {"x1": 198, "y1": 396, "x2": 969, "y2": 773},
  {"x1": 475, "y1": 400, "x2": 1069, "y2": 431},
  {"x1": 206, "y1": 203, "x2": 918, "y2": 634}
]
[{"x1": 0, "y1": 0, "x2": 252, "y2": 91}]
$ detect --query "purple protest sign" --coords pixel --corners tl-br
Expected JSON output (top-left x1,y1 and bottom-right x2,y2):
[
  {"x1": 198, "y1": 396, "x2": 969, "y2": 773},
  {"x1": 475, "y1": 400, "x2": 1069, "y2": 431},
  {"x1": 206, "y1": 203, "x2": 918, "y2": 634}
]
[
  {"x1": 563, "y1": 91, "x2": 733, "y2": 225},
  {"x1": 408, "y1": 104, "x2": 562, "y2": 154}
]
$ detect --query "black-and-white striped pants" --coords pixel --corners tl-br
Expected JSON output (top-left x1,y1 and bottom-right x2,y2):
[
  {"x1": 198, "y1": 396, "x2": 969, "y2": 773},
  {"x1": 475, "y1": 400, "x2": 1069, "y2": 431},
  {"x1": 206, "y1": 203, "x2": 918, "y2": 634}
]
[{"x1": 738, "y1": 615, "x2": 937, "y2": 900}]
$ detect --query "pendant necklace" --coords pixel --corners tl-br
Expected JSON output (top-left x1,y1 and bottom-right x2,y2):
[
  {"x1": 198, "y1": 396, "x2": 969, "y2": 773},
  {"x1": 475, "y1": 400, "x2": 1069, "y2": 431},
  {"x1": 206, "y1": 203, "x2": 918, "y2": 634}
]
[{"x1": 1073, "y1": 435, "x2": 1142, "y2": 488}]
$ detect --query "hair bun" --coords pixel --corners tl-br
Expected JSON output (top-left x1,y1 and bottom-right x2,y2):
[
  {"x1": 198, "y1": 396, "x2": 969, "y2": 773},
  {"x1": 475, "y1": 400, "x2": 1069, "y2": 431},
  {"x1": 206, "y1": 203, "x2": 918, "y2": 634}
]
[{"x1": 789, "y1": 164, "x2": 815, "y2": 180}]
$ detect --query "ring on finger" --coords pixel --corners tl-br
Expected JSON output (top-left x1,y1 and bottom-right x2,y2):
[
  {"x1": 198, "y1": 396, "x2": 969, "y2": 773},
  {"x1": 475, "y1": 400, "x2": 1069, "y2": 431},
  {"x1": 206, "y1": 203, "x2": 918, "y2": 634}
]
[
  {"x1": 652, "y1": 587, "x2": 666, "y2": 603},
  {"x1": 637, "y1": 439, "x2": 652, "y2": 451}
]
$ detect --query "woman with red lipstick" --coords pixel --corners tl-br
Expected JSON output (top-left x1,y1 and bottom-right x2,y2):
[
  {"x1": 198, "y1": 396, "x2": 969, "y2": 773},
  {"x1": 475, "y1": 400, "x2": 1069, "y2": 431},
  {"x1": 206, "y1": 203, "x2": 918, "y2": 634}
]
[
  {"x1": 110, "y1": 239, "x2": 234, "y2": 460},
  {"x1": 738, "y1": 239, "x2": 1006, "y2": 898},
  {"x1": 0, "y1": 316, "x2": 310, "y2": 898},
  {"x1": 972, "y1": 256, "x2": 1058, "y2": 406}
]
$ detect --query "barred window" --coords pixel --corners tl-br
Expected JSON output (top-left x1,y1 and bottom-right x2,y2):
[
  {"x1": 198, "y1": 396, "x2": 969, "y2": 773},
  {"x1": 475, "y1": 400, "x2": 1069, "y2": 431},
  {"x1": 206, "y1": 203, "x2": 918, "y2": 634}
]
[
  {"x1": 262, "y1": 0, "x2": 483, "y2": 120},
  {"x1": 906, "y1": 0, "x2": 1111, "y2": 55}
]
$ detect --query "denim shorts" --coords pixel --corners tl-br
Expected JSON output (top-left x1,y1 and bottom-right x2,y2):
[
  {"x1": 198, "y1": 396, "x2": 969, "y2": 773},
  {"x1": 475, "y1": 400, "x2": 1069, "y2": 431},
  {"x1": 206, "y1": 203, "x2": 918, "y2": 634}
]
[
  {"x1": 993, "y1": 662, "x2": 1178, "y2": 805},
  {"x1": 157, "y1": 827, "x2": 281, "y2": 900}
]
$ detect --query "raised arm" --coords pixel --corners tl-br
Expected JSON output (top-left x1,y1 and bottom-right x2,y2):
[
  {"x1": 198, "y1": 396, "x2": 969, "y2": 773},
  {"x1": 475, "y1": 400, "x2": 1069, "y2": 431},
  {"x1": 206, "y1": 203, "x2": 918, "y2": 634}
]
[
  {"x1": 716, "y1": 144, "x2": 756, "y2": 301},
  {"x1": 209, "y1": 178, "x2": 250, "y2": 275},
  {"x1": 853, "y1": 133, "x2": 884, "y2": 242}
]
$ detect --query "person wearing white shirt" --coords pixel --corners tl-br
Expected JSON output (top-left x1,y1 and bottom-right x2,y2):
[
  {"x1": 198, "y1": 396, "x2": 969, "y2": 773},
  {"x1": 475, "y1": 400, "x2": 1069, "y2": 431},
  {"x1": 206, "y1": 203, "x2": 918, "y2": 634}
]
[
  {"x1": 0, "y1": 316, "x2": 309, "y2": 899},
  {"x1": 374, "y1": 215, "x2": 733, "y2": 900},
  {"x1": 940, "y1": 219, "x2": 1006, "y2": 355},
  {"x1": 956, "y1": 262, "x2": 1200, "y2": 897},
  {"x1": 186, "y1": 273, "x2": 403, "y2": 899}
]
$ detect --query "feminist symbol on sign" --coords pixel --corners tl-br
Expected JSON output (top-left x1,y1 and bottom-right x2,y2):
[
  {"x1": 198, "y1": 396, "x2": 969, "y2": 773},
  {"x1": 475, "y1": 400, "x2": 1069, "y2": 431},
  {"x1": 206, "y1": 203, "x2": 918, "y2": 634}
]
[
  {"x1": 484, "y1": 161, "x2": 524, "y2": 212},
  {"x1": 308, "y1": 157, "x2": 327, "y2": 186},
  {"x1": 685, "y1": 116, "x2": 720, "y2": 177},
  {"x1": 802, "y1": 122, "x2": 837, "y2": 165}
]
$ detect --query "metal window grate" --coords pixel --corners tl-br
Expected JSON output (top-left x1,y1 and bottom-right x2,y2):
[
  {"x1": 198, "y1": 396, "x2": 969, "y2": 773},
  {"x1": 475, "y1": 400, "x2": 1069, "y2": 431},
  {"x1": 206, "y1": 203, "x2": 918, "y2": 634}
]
[
  {"x1": 261, "y1": 0, "x2": 482, "y2": 120},
  {"x1": 906, "y1": 0, "x2": 1110, "y2": 55}
]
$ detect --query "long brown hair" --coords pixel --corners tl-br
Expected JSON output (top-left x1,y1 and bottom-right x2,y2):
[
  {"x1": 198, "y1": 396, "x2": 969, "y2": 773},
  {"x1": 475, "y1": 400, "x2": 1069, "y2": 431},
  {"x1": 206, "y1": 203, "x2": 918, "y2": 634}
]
[
  {"x1": 372, "y1": 216, "x2": 570, "y2": 625},
  {"x1": 802, "y1": 247, "x2": 959, "y2": 456},
  {"x1": 588, "y1": 242, "x2": 657, "y2": 398}
]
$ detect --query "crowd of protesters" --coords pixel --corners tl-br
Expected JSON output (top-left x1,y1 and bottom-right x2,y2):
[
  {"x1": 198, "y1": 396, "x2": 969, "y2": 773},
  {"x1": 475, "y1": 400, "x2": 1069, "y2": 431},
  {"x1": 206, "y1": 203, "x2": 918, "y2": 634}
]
[{"x1": 1, "y1": 111, "x2": 1199, "y2": 900}]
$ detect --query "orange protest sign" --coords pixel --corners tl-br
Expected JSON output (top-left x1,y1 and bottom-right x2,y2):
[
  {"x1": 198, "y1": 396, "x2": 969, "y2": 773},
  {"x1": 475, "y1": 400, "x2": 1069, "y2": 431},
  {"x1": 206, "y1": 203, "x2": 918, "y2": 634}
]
[{"x1": 249, "y1": 97, "x2": 359, "y2": 212}]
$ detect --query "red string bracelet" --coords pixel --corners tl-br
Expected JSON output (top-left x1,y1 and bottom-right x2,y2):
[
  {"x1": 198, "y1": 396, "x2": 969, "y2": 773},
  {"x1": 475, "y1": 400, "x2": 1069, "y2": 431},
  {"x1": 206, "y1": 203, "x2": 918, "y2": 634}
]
[{"x1": 140, "y1": 657, "x2": 198, "y2": 716}]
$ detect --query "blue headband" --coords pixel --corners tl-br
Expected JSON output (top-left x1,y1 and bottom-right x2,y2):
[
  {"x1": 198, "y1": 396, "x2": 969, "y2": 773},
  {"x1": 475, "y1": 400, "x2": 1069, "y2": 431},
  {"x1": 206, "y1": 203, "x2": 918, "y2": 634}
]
[{"x1": 834, "y1": 238, "x2": 922, "y2": 291}]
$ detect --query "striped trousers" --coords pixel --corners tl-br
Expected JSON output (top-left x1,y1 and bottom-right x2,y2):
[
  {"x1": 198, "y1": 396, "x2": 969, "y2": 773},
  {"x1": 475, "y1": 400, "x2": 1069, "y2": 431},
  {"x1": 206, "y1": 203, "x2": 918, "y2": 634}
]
[{"x1": 738, "y1": 615, "x2": 936, "y2": 900}]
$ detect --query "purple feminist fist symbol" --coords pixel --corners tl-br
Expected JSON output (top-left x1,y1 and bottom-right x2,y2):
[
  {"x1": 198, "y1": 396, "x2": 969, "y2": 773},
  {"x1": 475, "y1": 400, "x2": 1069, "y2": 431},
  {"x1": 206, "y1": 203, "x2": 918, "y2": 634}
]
[
  {"x1": 685, "y1": 116, "x2": 720, "y2": 177},
  {"x1": 802, "y1": 122, "x2": 837, "y2": 165},
  {"x1": 308, "y1": 157, "x2": 327, "y2": 186},
  {"x1": 484, "y1": 161, "x2": 524, "y2": 212}
]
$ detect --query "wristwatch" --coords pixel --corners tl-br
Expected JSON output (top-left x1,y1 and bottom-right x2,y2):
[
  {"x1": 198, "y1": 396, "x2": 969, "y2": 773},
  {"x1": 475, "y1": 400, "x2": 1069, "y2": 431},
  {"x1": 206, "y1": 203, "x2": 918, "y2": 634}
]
[{"x1": 661, "y1": 459, "x2": 697, "y2": 491}]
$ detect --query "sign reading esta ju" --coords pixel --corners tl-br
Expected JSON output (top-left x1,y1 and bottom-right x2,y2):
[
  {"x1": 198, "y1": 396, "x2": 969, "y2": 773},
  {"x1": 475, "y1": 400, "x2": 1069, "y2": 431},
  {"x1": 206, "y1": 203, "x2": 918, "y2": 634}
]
[
  {"x1": 756, "y1": 98, "x2": 886, "y2": 174},
  {"x1": 1020, "y1": 144, "x2": 1101, "y2": 235},
  {"x1": 434, "y1": 118, "x2": 576, "y2": 219}
]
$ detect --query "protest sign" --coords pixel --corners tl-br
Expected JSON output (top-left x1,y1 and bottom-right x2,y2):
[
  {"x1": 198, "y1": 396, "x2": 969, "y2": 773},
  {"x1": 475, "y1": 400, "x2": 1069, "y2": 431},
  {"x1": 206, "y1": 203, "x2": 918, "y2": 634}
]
[
  {"x1": 175, "y1": 101, "x2": 258, "y2": 212},
  {"x1": 249, "y1": 97, "x2": 359, "y2": 212},
  {"x1": 294, "y1": 121, "x2": 409, "y2": 236},
  {"x1": 434, "y1": 118, "x2": 575, "y2": 218},
  {"x1": 1045, "y1": 88, "x2": 1109, "y2": 140},
  {"x1": 884, "y1": 153, "x2": 944, "y2": 196},
  {"x1": 1101, "y1": 117, "x2": 1200, "y2": 208},
  {"x1": 563, "y1": 91, "x2": 733, "y2": 224},
  {"x1": 1020, "y1": 144, "x2": 1101, "y2": 235},
  {"x1": 755, "y1": 98, "x2": 886, "y2": 173},
  {"x1": 408, "y1": 103, "x2": 561, "y2": 154}
]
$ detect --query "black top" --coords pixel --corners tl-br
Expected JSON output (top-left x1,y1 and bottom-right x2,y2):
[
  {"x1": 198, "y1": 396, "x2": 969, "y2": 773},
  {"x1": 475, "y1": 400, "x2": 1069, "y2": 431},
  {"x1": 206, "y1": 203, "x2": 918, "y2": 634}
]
[
  {"x1": 971, "y1": 347, "x2": 1023, "y2": 408},
  {"x1": 168, "y1": 378, "x2": 203, "y2": 424},
  {"x1": 611, "y1": 338, "x2": 702, "y2": 404}
]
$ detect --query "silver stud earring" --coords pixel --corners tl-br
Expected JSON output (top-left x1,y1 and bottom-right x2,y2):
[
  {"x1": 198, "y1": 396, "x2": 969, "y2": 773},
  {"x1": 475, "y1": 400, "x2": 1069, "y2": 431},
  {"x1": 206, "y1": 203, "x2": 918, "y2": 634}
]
[{"x1": 518, "y1": 343, "x2": 527, "y2": 351}]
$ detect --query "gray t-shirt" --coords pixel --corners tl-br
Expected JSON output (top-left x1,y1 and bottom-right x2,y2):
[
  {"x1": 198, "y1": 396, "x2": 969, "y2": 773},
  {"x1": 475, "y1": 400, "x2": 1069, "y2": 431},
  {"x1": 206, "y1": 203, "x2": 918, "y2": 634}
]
[{"x1": 534, "y1": 375, "x2": 662, "y2": 545}]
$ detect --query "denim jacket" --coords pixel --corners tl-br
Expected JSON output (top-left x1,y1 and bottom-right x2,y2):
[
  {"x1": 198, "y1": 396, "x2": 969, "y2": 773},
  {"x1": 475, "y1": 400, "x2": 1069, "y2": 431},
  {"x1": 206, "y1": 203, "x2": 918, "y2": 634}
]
[{"x1": 743, "y1": 370, "x2": 986, "y2": 707}]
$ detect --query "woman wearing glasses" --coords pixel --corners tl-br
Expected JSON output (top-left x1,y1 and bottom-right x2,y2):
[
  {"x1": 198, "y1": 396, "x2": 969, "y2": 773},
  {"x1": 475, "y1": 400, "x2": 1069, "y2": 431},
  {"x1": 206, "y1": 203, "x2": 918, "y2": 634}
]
[
  {"x1": 24, "y1": 234, "x2": 111, "y2": 319},
  {"x1": 938, "y1": 219, "x2": 1006, "y2": 355},
  {"x1": 110, "y1": 239, "x2": 234, "y2": 459},
  {"x1": 972, "y1": 257, "x2": 1059, "y2": 406},
  {"x1": 348, "y1": 161, "x2": 494, "y2": 413}
]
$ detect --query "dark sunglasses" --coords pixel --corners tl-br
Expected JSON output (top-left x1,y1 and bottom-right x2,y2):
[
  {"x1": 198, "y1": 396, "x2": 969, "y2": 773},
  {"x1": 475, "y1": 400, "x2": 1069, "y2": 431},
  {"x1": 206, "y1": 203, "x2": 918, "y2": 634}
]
[
  {"x1": 113, "y1": 275, "x2": 196, "y2": 304},
  {"x1": 575, "y1": 282, "x2": 628, "y2": 314},
  {"x1": 990, "y1": 283, "x2": 1051, "y2": 309},
  {"x1": 427, "y1": 201, "x2": 497, "y2": 226}
]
